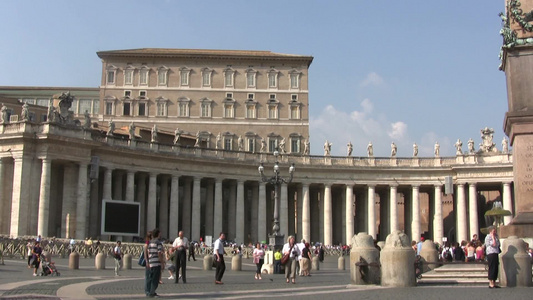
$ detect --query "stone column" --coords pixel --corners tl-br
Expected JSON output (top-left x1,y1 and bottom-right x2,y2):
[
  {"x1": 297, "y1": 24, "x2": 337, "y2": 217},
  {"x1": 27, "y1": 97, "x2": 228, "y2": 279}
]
[
  {"x1": 227, "y1": 182, "x2": 236, "y2": 240},
  {"x1": 411, "y1": 185, "x2": 420, "y2": 242},
  {"x1": 345, "y1": 184, "x2": 354, "y2": 245},
  {"x1": 258, "y1": 181, "x2": 267, "y2": 242},
  {"x1": 433, "y1": 185, "x2": 443, "y2": 244},
  {"x1": 169, "y1": 175, "x2": 180, "y2": 239},
  {"x1": 125, "y1": 171, "x2": 135, "y2": 202},
  {"x1": 456, "y1": 183, "x2": 467, "y2": 243},
  {"x1": 324, "y1": 184, "x2": 332, "y2": 246},
  {"x1": 103, "y1": 167, "x2": 113, "y2": 200},
  {"x1": 367, "y1": 185, "x2": 376, "y2": 239},
  {"x1": 113, "y1": 171, "x2": 123, "y2": 200},
  {"x1": 502, "y1": 182, "x2": 513, "y2": 225},
  {"x1": 205, "y1": 179, "x2": 214, "y2": 238},
  {"x1": 302, "y1": 183, "x2": 310, "y2": 243},
  {"x1": 214, "y1": 178, "x2": 223, "y2": 236},
  {"x1": 0, "y1": 158, "x2": 7, "y2": 233},
  {"x1": 61, "y1": 164, "x2": 77, "y2": 238},
  {"x1": 390, "y1": 184, "x2": 398, "y2": 233},
  {"x1": 191, "y1": 176, "x2": 201, "y2": 241},
  {"x1": 182, "y1": 178, "x2": 192, "y2": 238},
  {"x1": 10, "y1": 154, "x2": 33, "y2": 237},
  {"x1": 236, "y1": 179, "x2": 245, "y2": 244},
  {"x1": 75, "y1": 163, "x2": 88, "y2": 240},
  {"x1": 159, "y1": 176, "x2": 169, "y2": 239},
  {"x1": 468, "y1": 183, "x2": 478, "y2": 240},
  {"x1": 280, "y1": 182, "x2": 289, "y2": 237},
  {"x1": 37, "y1": 158, "x2": 52, "y2": 237},
  {"x1": 136, "y1": 174, "x2": 147, "y2": 236},
  {"x1": 147, "y1": 173, "x2": 157, "y2": 231}
]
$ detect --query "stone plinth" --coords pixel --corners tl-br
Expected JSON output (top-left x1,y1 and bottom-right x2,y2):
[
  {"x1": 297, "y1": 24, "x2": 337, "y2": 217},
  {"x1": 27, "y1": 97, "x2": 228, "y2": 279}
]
[
  {"x1": 500, "y1": 236, "x2": 532, "y2": 287},
  {"x1": 350, "y1": 233, "x2": 380, "y2": 285},
  {"x1": 419, "y1": 240, "x2": 439, "y2": 273},
  {"x1": 380, "y1": 231, "x2": 415, "y2": 287}
]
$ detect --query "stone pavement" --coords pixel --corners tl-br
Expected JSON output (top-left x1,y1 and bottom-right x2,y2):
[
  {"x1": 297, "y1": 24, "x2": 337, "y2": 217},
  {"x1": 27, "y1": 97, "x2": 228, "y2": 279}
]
[{"x1": 0, "y1": 255, "x2": 530, "y2": 299}]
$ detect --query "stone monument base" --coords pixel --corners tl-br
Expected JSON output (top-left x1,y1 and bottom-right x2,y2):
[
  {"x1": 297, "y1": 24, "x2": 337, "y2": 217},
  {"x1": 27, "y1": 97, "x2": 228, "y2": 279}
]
[{"x1": 499, "y1": 212, "x2": 533, "y2": 238}]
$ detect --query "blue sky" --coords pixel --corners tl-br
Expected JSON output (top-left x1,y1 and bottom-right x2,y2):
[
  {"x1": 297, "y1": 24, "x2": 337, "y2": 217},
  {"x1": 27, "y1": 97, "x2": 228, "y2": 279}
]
[{"x1": 0, "y1": 0, "x2": 509, "y2": 156}]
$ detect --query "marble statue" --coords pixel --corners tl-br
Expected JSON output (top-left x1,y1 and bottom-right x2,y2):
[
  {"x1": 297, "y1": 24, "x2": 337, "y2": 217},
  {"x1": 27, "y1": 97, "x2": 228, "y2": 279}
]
[
  {"x1": 47, "y1": 103, "x2": 56, "y2": 123},
  {"x1": 479, "y1": 127, "x2": 497, "y2": 153},
  {"x1": 413, "y1": 143, "x2": 418, "y2": 157},
  {"x1": 260, "y1": 138, "x2": 266, "y2": 153},
  {"x1": 151, "y1": 124, "x2": 158, "y2": 143},
  {"x1": 502, "y1": 137, "x2": 509, "y2": 153},
  {"x1": 83, "y1": 110, "x2": 91, "y2": 129},
  {"x1": 238, "y1": 135, "x2": 244, "y2": 151},
  {"x1": 468, "y1": 138, "x2": 475, "y2": 154},
  {"x1": 279, "y1": 138, "x2": 286, "y2": 153},
  {"x1": 324, "y1": 140, "x2": 332, "y2": 156},
  {"x1": 128, "y1": 122, "x2": 136, "y2": 140},
  {"x1": 434, "y1": 141, "x2": 440, "y2": 157},
  {"x1": 303, "y1": 138, "x2": 310, "y2": 156},
  {"x1": 391, "y1": 142, "x2": 397, "y2": 157},
  {"x1": 57, "y1": 91, "x2": 74, "y2": 121},
  {"x1": 455, "y1": 139, "x2": 463, "y2": 155},
  {"x1": 175, "y1": 128, "x2": 182, "y2": 145},
  {"x1": 194, "y1": 131, "x2": 200, "y2": 147},
  {"x1": 215, "y1": 132, "x2": 221, "y2": 149},
  {"x1": 1, "y1": 103, "x2": 8, "y2": 124},
  {"x1": 107, "y1": 119, "x2": 115, "y2": 136},
  {"x1": 20, "y1": 102, "x2": 29, "y2": 121},
  {"x1": 347, "y1": 141, "x2": 353, "y2": 156},
  {"x1": 367, "y1": 142, "x2": 373, "y2": 157}
]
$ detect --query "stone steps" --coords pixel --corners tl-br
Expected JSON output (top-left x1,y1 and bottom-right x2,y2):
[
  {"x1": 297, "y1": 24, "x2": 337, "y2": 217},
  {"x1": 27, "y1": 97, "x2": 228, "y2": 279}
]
[{"x1": 417, "y1": 263, "x2": 492, "y2": 285}]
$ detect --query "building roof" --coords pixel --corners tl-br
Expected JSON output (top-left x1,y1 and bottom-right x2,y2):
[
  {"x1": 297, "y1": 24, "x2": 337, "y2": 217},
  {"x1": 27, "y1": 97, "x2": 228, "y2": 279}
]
[{"x1": 97, "y1": 48, "x2": 313, "y2": 66}]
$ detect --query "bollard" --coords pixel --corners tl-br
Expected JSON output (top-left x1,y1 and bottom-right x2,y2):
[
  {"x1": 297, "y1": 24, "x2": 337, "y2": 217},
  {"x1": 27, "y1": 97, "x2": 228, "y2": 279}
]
[
  {"x1": 231, "y1": 254, "x2": 242, "y2": 271},
  {"x1": 204, "y1": 255, "x2": 213, "y2": 271},
  {"x1": 95, "y1": 252, "x2": 106, "y2": 270},
  {"x1": 261, "y1": 251, "x2": 274, "y2": 274},
  {"x1": 419, "y1": 240, "x2": 439, "y2": 273},
  {"x1": 380, "y1": 231, "x2": 416, "y2": 287},
  {"x1": 69, "y1": 252, "x2": 79, "y2": 269},
  {"x1": 350, "y1": 232, "x2": 380, "y2": 285},
  {"x1": 123, "y1": 254, "x2": 132, "y2": 269},
  {"x1": 312, "y1": 256, "x2": 320, "y2": 271},
  {"x1": 500, "y1": 236, "x2": 532, "y2": 287},
  {"x1": 338, "y1": 256, "x2": 345, "y2": 270}
]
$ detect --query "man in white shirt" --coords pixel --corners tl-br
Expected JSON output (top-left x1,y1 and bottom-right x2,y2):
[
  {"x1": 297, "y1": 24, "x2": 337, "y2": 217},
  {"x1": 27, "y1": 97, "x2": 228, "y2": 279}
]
[
  {"x1": 172, "y1": 231, "x2": 189, "y2": 283},
  {"x1": 297, "y1": 239, "x2": 306, "y2": 276},
  {"x1": 214, "y1": 232, "x2": 226, "y2": 284}
]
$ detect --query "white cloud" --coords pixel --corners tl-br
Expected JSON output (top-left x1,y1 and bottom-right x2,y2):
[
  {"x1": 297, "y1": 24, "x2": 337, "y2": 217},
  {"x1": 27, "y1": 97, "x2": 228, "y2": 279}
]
[
  {"x1": 388, "y1": 121, "x2": 407, "y2": 140},
  {"x1": 359, "y1": 72, "x2": 384, "y2": 87}
]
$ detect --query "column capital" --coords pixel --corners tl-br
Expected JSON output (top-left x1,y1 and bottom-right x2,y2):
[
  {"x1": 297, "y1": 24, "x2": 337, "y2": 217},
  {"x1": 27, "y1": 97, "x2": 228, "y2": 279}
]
[
  {"x1": 468, "y1": 182, "x2": 477, "y2": 187},
  {"x1": 502, "y1": 181, "x2": 512, "y2": 186}
]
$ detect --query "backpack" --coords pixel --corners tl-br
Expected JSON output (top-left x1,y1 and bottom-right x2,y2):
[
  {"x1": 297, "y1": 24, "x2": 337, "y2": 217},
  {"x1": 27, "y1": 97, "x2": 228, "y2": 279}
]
[{"x1": 443, "y1": 248, "x2": 452, "y2": 261}]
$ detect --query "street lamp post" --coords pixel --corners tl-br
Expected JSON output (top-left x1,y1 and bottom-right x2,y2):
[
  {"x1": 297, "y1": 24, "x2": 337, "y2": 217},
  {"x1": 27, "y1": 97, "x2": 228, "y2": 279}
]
[{"x1": 258, "y1": 150, "x2": 295, "y2": 249}]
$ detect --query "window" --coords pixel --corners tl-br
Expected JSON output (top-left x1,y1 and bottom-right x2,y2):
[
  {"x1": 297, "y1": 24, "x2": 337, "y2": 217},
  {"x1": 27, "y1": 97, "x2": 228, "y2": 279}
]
[
  {"x1": 107, "y1": 70, "x2": 115, "y2": 85},
  {"x1": 180, "y1": 67, "x2": 190, "y2": 86},
  {"x1": 71, "y1": 99, "x2": 78, "y2": 113},
  {"x1": 138, "y1": 102, "x2": 146, "y2": 116},
  {"x1": 124, "y1": 67, "x2": 134, "y2": 85},
  {"x1": 224, "y1": 103, "x2": 234, "y2": 118},
  {"x1": 224, "y1": 67, "x2": 234, "y2": 87},
  {"x1": 246, "y1": 69, "x2": 256, "y2": 88},
  {"x1": 291, "y1": 138, "x2": 300, "y2": 153},
  {"x1": 246, "y1": 104, "x2": 256, "y2": 119},
  {"x1": 93, "y1": 100, "x2": 100, "y2": 115},
  {"x1": 269, "y1": 139, "x2": 277, "y2": 152},
  {"x1": 226, "y1": 93, "x2": 233, "y2": 99},
  {"x1": 247, "y1": 138, "x2": 255, "y2": 153},
  {"x1": 200, "y1": 98, "x2": 212, "y2": 118},
  {"x1": 202, "y1": 68, "x2": 212, "y2": 87},
  {"x1": 36, "y1": 99, "x2": 49, "y2": 107},
  {"x1": 289, "y1": 70, "x2": 301, "y2": 89},
  {"x1": 156, "y1": 102, "x2": 166, "y2": 116},
  {"x1": 123, "y1": 102, "x2": 131, "y2": 116},
  {"x1": 22, "y1": 98, "x2": 35, "y2": 105},
  {"x1": 158, "y1": 66, "x2": 169, "y2": 86},
  {"x1": 291, "y1": 94, "x2": 298, "y2": 101},
  {"x1": 290, "y1": 106, "x2": 300, "y2": 119},
  {"x1": 105, "y1": 102, "x2": 113, "y2": 115},
  {"x1": 124, "y1": 90, "x2": 132, "y2": 98},
  {"x1": 267, "y1": 69, "x2": 279, "y2": 88},
  {"x1": 139, "y1": 90, "x2": 147, "y2": 98},
  {"x1": 268, "y1": 104, "x2": 278, "y2": 119},
  {"x1": 178, "y1": 98, "x2": 190, "y2": 117},
  {"x1": 269, "y1": 94, "x2": 276, "y2": 101},
  {"x1": 79, "y1": 99, "x2": 92, "y2": 115},
  {"x1": 248, "y1": 93, "x2": 254, "y2": 100},
  {"x1": 224, "y1": 137, "x2": 232, "y2": 150},
  {"x1": 139, "y1": 67, "x2": 149, "y2": 85}
]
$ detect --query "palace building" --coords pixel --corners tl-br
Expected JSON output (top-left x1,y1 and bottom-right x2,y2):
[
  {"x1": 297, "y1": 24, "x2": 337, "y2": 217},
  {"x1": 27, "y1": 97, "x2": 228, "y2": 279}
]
[{"x1": 0, "y1": 49, "x2": 515, "y2": 246}]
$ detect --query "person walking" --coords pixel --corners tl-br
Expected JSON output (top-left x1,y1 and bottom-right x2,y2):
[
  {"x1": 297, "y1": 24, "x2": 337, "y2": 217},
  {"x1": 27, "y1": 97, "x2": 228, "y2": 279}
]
[
  {"x1": 146, "y1": 229, "x2": 164, "y2": 298},
  {"x1": 253, "y1": 242, "x2": 265, "y2": 280},
  {"x1": 143, "y1": 231, "x2": 152, "y2": 297},
  {"x1": 485, "y1": 226, "x2": 501, "y2": 288},
  {"x1": 282, "y1": 235, "x2": 300, "y2": 284},
  {"x1": 31, "y1": 241, "x2": 42, "y2": 276},
  {"x1": 273, "y1": 249, "x2": 282, "y2": 274},
  {"x1": 188, "y1": 241, "x2": 196, "y2": 261},
  {"x1": 113, "y1": 241, "x2": 122, "y2": 276},
  {"x1": 214, "y1": 232, "x2": 226, "y2": 284},
  {"x1": 172, "y1": 231, "x2": 188, "y2": 283}
]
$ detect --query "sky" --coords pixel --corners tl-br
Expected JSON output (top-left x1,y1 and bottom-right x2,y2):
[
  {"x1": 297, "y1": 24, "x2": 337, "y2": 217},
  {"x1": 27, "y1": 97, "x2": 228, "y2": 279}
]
[{"x1": 0, "y1": 0, "x2": 509, "y2": 157}]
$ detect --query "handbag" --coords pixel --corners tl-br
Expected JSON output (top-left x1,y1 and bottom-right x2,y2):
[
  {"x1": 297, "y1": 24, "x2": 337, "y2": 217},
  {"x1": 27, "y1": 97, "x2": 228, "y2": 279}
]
[
  {"x1": 138, "y1": 251, "x2": 146, "y2": 266},
  {"x1": 281, "y1": 245, "x2": 294, "y2": 265}
]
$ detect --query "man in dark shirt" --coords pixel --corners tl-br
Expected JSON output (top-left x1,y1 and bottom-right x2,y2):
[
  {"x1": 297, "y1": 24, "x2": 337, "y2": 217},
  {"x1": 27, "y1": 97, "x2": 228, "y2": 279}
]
[{"x1": 146, "y1": 229, "x2": 163, "y2": 297}]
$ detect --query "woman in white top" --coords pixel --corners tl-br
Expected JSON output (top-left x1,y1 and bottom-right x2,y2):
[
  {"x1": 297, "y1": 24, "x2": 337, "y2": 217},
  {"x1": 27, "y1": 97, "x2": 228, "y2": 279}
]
[
  {"x1": 282, "y1": 235, "x2": 300, "y2": 284},
  {"x1": 252, "y1": 242, "x2": 265, "y2": 280}
]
